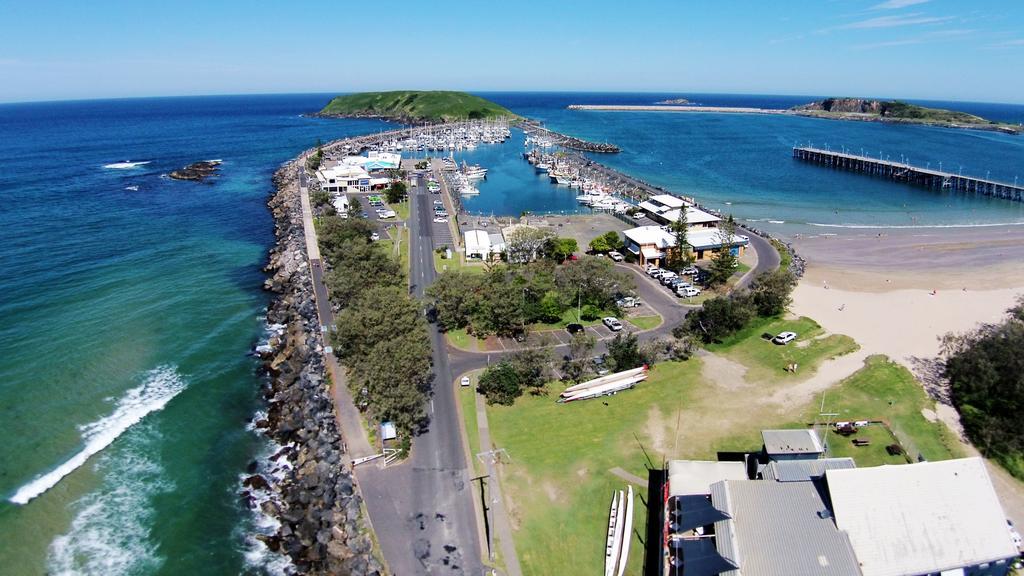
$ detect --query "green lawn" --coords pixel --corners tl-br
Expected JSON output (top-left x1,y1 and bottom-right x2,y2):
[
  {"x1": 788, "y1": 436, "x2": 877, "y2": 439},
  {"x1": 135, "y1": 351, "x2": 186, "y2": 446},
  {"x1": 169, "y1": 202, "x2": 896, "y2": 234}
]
[
  {"x1": 628, "y1": 315, "x2": 662, "y2": 330},
  {"x1": 826, "y1": 425, "x2": 907, "y2": 468},
  {"x1": 377, "y1": 228, "x2": 410, "y2": 274},
  {"x1": 446, "y1": 327, "x2": 477, "y2": 351},
  {"x1": 393, "y1": 200, "x2": 410, "y2": 221},
  {"x1": 823, "y1": 355, "x2": 964, "y2": 464},
  {"x1": 433, "y1": 250, "x2": 489, "y2": 274},
  {"x1": 486, "y1": 361, "x2": 703, "y2": 576},
  {"x1": 708, "y1": 316, "x2": 859, "y2": 384}
]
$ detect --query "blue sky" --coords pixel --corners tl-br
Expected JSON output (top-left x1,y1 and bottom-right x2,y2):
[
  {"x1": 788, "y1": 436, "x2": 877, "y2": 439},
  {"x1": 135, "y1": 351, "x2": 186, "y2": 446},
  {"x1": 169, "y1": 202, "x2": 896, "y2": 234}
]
[{"x1": 2, "y1": 0, "x2": 1023, "y2": 103}]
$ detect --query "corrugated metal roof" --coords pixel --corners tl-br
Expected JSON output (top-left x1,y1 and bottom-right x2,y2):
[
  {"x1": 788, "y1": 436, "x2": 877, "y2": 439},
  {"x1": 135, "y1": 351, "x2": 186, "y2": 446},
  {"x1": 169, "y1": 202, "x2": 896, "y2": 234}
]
[
  {"x1": 762, "y1": 429, "x2": 825, "y2": 456},
  {"x1": 713, "y1": 479, "x2": 861, "y2": 576},
  {"x1": 827, "y1": 458, "x2": 1018, "y2": 576},
  {"x1": 763, "y1": 458, "x2": 857, "y2": 482}
]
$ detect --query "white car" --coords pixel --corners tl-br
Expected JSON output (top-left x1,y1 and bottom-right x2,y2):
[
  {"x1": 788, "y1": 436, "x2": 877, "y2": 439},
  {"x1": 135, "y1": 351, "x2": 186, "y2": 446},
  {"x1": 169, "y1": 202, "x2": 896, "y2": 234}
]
[
  {"x1": 369, "y1": 232, "x2": 380, "y2": 242},
  {"x1": 602, "y1": 317, "x2": 624, "y2": 331},
  {"x1": 378, "y1": 209, "x2": 396, "y2": 219},
  {"x1": 678, "y1": 286, "x2": 701, "y2": 298},
  {"x1": 772, "y1": 331, "x2": 798, "y2": 345},
  {"x1": 434, "y1": 217, "x2": 448, "y2": 223},
  {"x1": 460, "y1": 376, "x2": 471, "y2": 387},
  {"x1": 681, "y1": 266, "x2": 698, "y2": 275},
  {"x1": 607, "y1": 251, "x2": 624, "y2": 262}
]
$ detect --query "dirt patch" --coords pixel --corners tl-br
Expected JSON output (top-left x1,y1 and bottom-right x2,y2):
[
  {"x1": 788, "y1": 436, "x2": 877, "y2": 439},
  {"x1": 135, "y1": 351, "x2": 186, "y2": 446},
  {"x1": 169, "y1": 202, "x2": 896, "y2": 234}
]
[
  {"x1": 644, "y1": 405, "x2": 671, "y2": 456},
  {"x1": 698, "y1": 350, "x2": 751, "y2": 391},
  {"x1": 576, "y1": 467, "x2": 588, "y2": 478},
  {"x1": 921, "y1": 408, "x2": 938, "y2": 423},
  {"x1": 542, "y1": 481, "x2": 562, "y2": 504}
]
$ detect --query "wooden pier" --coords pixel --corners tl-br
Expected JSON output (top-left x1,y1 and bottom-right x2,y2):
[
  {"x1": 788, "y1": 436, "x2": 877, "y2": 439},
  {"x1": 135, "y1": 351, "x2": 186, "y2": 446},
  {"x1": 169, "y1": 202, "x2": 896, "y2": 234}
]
[{"x1": 792, "y1": 147, "x2": 1024, "y2": 203}]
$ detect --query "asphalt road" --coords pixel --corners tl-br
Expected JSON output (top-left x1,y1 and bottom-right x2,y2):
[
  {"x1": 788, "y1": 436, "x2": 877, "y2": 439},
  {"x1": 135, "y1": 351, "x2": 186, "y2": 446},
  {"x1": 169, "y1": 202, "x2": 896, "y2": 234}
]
[{"x1": 355, "y1": 177, "x2": 484, "y2": 575}]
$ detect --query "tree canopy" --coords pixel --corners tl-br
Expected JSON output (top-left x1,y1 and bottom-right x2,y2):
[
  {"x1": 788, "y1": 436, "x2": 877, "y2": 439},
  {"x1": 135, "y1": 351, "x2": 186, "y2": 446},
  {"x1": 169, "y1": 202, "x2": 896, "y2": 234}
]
[{"x1": 942, "y1": 299, "x2": 1024, "y2": 476}]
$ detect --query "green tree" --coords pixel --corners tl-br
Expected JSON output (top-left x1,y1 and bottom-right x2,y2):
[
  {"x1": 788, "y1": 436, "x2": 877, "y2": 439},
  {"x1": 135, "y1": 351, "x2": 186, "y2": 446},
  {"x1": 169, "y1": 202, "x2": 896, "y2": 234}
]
[
  {"x1": 310, "y1": 189, "x2": 331, "y2": 207},
  {"x1": 477, "y1": 362, "x2": 524, "y2": 406},
  {"x1": 385, "y1": 181, "x2": 408, "y2": 204},
  {"x1": 665, "y1": 209, "x2": 691, "y2": 272},
  {"x1": 324, "y1": 242, "x2": 404, "y2": 308},
  {"x1": 562, "y1": 332, "x2": 597, "y2": 382},
  {"x1": 707, "y1": 218, "x2": 739, "y2": 287},
  {"x1": 348, "y1": 197, "x2": 363, "y2": 218},
  {"x1": 589, "y1": 234, "x2": 611, "y2": 253},
  {"x1": 677, "y1": 292, "x2": 755, "y2": 343},
  {"x1": 505, "y1": 226, "x2": 553, "y2": 264},
  {"x1": 426, "y1": 270, "x2": 481, "y2": 331},
  {"x1": 749, "y1": 268, "x2": 796, "y2": 317},
  {"x1": 545, "y1": 237, "x2": 579, "y2": 262},
  {"x1": 332, "y1": 286, "x2": 425, "y2": 361},
  {"x1": 555, "y1": 255, "x2": 634, "y2": 311},
  {"x1": 507, "y1": 347, "x2": 552, "y2": 392},
  {"x1": 536, "y1": 290, "x2": 564, "y2": 324},
  {"x1": 942, "y1": 298, "x2": 1024, "y2": 473},
  {"x1": 606, "y1": 332, "x2": 643, "y2": 371}
]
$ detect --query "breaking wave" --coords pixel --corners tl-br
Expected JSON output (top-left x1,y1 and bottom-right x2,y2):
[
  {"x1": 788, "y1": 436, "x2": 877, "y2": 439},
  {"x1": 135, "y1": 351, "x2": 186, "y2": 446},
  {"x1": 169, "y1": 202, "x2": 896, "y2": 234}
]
[
  {"x1": 8, "y1": 365, "x2": 186, "y2": 505},
  {"x1": 47, "y1": 423, "x2": 172, "y2": 576},
  {"x1": 102, "y1": 161, "x2": 151, "y2": 169}
]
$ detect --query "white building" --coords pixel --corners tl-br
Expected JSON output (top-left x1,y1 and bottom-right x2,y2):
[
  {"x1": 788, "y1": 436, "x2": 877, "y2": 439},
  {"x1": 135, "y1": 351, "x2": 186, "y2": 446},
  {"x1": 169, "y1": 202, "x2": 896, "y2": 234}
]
[
  {"x1": 622, "y1": 225, "x2": 748, "y2": 266},
  {"x1": 638, "y1": 194, "x2": 721, "y2": 228},
  {"x1": 464, "y1": 230, "x2": 505, "y2": 260},
  {"x1": 316, "y1": 151, "x2": 401, "y2": 194}
]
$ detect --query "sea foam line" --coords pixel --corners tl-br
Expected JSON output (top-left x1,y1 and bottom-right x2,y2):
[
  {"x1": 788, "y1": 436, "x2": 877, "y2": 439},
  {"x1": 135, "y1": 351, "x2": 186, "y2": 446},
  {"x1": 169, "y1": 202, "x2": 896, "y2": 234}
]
[
  {"x1": 807, "y1": 221, "x2": 1024, "y2": 230},
  {"x1": 102, "y1": 161, "x2": 151, "y2": 169},
  {"x1": 8, "y1": 365, "x2": 186, "y2": 505}
]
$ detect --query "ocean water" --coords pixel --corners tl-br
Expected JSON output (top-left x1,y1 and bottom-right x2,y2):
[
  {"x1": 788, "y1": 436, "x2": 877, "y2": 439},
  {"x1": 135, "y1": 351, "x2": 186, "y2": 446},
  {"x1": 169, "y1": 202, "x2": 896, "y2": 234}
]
[
  {"x1": 1, "y1": 91, "x2": 1023, "y2": 575},
  {"x1": 0, "y1": 94, "x2": 387, "y2": 575}
]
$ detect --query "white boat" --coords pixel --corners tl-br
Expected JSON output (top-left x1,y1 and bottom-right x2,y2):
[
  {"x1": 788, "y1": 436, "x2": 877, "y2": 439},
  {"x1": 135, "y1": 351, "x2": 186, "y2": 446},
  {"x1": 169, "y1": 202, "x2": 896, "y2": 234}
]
[
  {"x1": 604, "y1": 491, "x2": 622, "y2": 576},
  {"x1": 617, "y1": 486, "x2": 634, "y2": 576},
  {"x1": 560, "y1": 367, "x2": 648, "y2": 403},
  {"x1": 554, "y1": 174, "x2": 574, "y2": 186}
]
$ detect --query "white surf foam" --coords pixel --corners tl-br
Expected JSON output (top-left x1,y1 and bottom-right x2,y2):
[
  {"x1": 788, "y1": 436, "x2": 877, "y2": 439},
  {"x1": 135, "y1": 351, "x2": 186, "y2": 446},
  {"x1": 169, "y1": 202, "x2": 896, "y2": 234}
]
[
  {"x1": 238, "y1": 437, "x2": 294, "y2": 576},
  {"x1": 102, "y1": 161, "x2": 151, "y2": 169},
  {"x1": 47, "y1": 423, "x2": 171, "y2": 576},
  {"x1": 8, "y1": 365, "x2": 186, "y2": 505},
  {"x1": 767, "y1": 220, "x2": 786, "y2": 224},
  {"x1": 807, "y1": 221, "x2": 1024, "y2": 230}
]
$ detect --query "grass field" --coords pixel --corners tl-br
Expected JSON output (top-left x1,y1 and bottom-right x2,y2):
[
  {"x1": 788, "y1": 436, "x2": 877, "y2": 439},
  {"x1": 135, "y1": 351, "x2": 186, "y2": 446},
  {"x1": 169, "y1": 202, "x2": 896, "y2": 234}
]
[
  {"x1": 433, "y1": 251, "x2": 489, "y2": 274},
  {"x1": 446, "y1": 327, "x2": 477, "y2": 351},
  {"x1": 708, "y1": 316, "x2": 859, "y2": 384},
  {"x1": 628, "y1": 315, "x2": 662, "y2": 331},
  {"x1": 378, "y1": 228, "x2": 410, "y2": 274},
  {"x1": 822, "y1": 355, "x2": 964, "y2": 464},
  {"x1": 393, "y1": 200, "x2": 410, "y2": 221},
  {"x1": 486, "y1": 362, "x2": 703, "y2": 576},
  {"x1": 457, "y1": 382, "x2": 481, "y2": 475}
]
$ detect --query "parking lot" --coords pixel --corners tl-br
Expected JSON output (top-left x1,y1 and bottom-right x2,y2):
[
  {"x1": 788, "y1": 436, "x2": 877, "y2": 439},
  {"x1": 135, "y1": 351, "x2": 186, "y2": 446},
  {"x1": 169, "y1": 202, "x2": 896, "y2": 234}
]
[{"x1": 486, "y1": 315, "x2": 651, "y2": 352}]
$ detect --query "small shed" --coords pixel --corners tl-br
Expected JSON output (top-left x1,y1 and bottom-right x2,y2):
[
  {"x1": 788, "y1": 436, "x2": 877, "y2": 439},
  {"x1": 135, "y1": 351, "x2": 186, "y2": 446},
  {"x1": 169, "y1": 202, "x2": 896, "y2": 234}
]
[{"x1": 380, "y1": 421, "x2": 397, "y2": 442}]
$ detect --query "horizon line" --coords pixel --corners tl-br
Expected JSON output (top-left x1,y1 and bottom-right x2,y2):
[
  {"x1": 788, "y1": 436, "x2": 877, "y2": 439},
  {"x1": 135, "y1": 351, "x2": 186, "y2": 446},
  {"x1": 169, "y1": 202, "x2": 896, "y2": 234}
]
[{"x1": 1, "y1": 90, "x2": 1023, "y2": 108}]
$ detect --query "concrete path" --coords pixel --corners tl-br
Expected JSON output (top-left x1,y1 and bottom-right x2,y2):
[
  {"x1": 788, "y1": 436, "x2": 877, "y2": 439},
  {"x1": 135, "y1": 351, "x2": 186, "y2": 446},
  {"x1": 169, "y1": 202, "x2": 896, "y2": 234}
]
[
  {"x1": 297, "y1": 170, "x2": 373, "y2": 461},
  {"x1": 609, "y1": 467, "x2": 649, "y2": 489},
  {"x1": 474, "y1": 387, "x2": 523, "y2": 576}
]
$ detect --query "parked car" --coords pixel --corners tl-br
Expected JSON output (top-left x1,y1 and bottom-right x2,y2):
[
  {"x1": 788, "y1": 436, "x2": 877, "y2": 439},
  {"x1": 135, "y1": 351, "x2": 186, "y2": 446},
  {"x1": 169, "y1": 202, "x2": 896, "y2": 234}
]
[
  {"x1": 607, "y1": 251, "x2": 624, "y2": 262},
  {"x1": 566, "y1": 323, "x2": 585, "y2": 335},
  {"x1": 616, "y1": 296, "x2": 641, "y2": 308},
  {"x1": 678, "y1": 286, "x2": 701, "y2": 298},
  {"x1": 650, "y1": 269, "x2": 668, "y2": 280},
  {"x1": 602, "y1": 317, "x2": 624, "y2": 331},
  {"x1": 433, "y1": 217, "x2": 448, "y2": 223},
  {"x1": 681, "y1": 265, "x2": 698, "y2": 275},
  {"x1": 647, "y1": 266, "x2": 662, "y2": 276},
  {"x1": 369, "y1": 232, "x2": 380, "y2": 241},
  {"x1": 660, "y1": 273, "x2": 679, "y2": 285},
  {"x1": 460, "y1": 376, "x2": 471, "y2": 387},
  {"x1": 772, "y1": 331, "x2": 797, "y2": 345},
  {"x1": 643, "y1": 263, "x2": 658, "y2": 273}
]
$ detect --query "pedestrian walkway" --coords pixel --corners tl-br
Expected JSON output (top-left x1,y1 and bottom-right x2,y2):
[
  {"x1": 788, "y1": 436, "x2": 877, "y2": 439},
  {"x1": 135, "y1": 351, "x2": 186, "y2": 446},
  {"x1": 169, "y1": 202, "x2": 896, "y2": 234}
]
[{"x1": 474, "y1": 388, "x2": 523, "y2": 576}]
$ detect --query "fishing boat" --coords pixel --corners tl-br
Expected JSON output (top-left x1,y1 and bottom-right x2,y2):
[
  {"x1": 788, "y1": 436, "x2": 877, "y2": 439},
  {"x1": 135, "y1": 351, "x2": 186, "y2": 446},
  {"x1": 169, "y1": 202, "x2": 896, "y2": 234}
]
[{"x1": 604, "y1": 491, "x2": 623, "y2": 576}]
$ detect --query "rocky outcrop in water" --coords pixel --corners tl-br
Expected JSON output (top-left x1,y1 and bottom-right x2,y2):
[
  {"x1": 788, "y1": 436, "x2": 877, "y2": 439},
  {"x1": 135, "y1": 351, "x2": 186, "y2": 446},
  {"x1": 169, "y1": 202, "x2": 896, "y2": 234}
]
[
  {"x1": 794, "y1": 98, "x2": 884, "y2": 114},
  {"x1": 245, "y1": 160, "x2": 383, "y2": 576},
  {"x1": 654, "y1": 98, "x2": 692, "y2": 105},
  {"x1": 169, "y1": 160, "x2": 222, "y2": 181}
]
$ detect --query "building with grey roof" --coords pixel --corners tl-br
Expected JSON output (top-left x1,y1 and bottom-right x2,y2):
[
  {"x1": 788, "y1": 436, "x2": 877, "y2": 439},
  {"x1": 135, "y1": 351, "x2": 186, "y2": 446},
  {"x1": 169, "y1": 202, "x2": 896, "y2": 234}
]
[
  {"x1": 761, "y1": 458, "x2": 856, "y2": 482},
  {"x1": 712, "y1": 479, "x2": 862, "y2": 576},
  {"x1": 761, "y1": 429, "x2": 825, "y2": 461}
]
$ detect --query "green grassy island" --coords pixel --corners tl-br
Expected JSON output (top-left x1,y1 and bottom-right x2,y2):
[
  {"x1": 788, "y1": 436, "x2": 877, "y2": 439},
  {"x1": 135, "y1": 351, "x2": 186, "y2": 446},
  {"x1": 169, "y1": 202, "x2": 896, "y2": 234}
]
[
  {"x1": 318, "y1": 90, "x2": 518, "y2": 123},
  {"x1": 792, "y1": 97, "x2": 1022, "y2": 134}
]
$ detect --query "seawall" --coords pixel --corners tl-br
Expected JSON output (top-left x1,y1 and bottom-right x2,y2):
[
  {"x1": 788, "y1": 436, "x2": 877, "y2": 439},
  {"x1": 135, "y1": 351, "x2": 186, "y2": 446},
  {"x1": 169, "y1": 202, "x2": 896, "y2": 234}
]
[{"x1": 243, "y1": 159, "x2": 383, "y2": 575}]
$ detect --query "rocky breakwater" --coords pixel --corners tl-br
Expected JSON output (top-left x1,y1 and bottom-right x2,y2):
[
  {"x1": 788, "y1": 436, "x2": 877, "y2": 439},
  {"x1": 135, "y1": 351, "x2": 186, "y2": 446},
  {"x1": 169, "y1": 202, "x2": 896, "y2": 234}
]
[{"x1": 245, "y1": 160, "x2": 383, "y2": 575}]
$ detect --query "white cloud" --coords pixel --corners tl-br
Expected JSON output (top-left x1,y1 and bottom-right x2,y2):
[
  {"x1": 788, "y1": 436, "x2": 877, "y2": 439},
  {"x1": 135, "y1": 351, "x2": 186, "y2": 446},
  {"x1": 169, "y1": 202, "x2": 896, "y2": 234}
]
[
  {"x1": 853, "y1": 39, "x2": 924, "y2": 50},
  {"x1": 841, "y1": 13, "x2": 955, "y2": 29},
  {"x1": 871, "y1": 0, "x2": 930, "y2": 10}
]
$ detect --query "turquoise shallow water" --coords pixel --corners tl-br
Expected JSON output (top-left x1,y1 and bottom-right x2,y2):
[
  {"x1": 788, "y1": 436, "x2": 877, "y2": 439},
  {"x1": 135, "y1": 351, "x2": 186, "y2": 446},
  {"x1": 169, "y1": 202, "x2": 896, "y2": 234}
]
[{"x1": 0, "y1": 92, "x2": 1022, "y2": 574}]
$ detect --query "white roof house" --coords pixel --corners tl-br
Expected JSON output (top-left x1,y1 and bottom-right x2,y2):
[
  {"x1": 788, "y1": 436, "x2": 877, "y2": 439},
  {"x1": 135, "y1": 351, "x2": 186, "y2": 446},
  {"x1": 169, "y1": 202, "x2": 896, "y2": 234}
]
[
  {"x1": 622, "y1": 225, "x2": 677, "y2": 260},
  {"x1": 464, "y1": 230, "x2": 495, "y2": 259},
  {"x1": 660, "y1": 206, "x2": 722, "y2": 227},
  {"x1": 340, "y1": 151, "x2": 402, "y2": 171},
  {"x1": 688, "y1": 228, "x2": 749, "y2": 252},
  {"x1": 826, "y1": 457, "x2": 1018, "y2": 576}
]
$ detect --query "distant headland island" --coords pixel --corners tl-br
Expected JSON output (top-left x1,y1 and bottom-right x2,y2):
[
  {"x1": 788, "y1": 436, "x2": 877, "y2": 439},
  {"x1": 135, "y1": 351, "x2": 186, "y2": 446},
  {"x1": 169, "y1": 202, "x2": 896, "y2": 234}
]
[
  {"x1": 316, "y1": 90, "x2": 519, "y2": 124},
  {"x1": 569, "y1": 97, "x2": 1023, "y2": 134}
]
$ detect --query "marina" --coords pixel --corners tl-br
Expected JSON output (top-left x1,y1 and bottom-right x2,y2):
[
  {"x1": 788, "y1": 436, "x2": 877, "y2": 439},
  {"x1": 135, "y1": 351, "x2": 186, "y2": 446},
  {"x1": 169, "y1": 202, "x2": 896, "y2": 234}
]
[{"x1": 793, "y1": 146, "x2": 1024, "y2": 203}]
